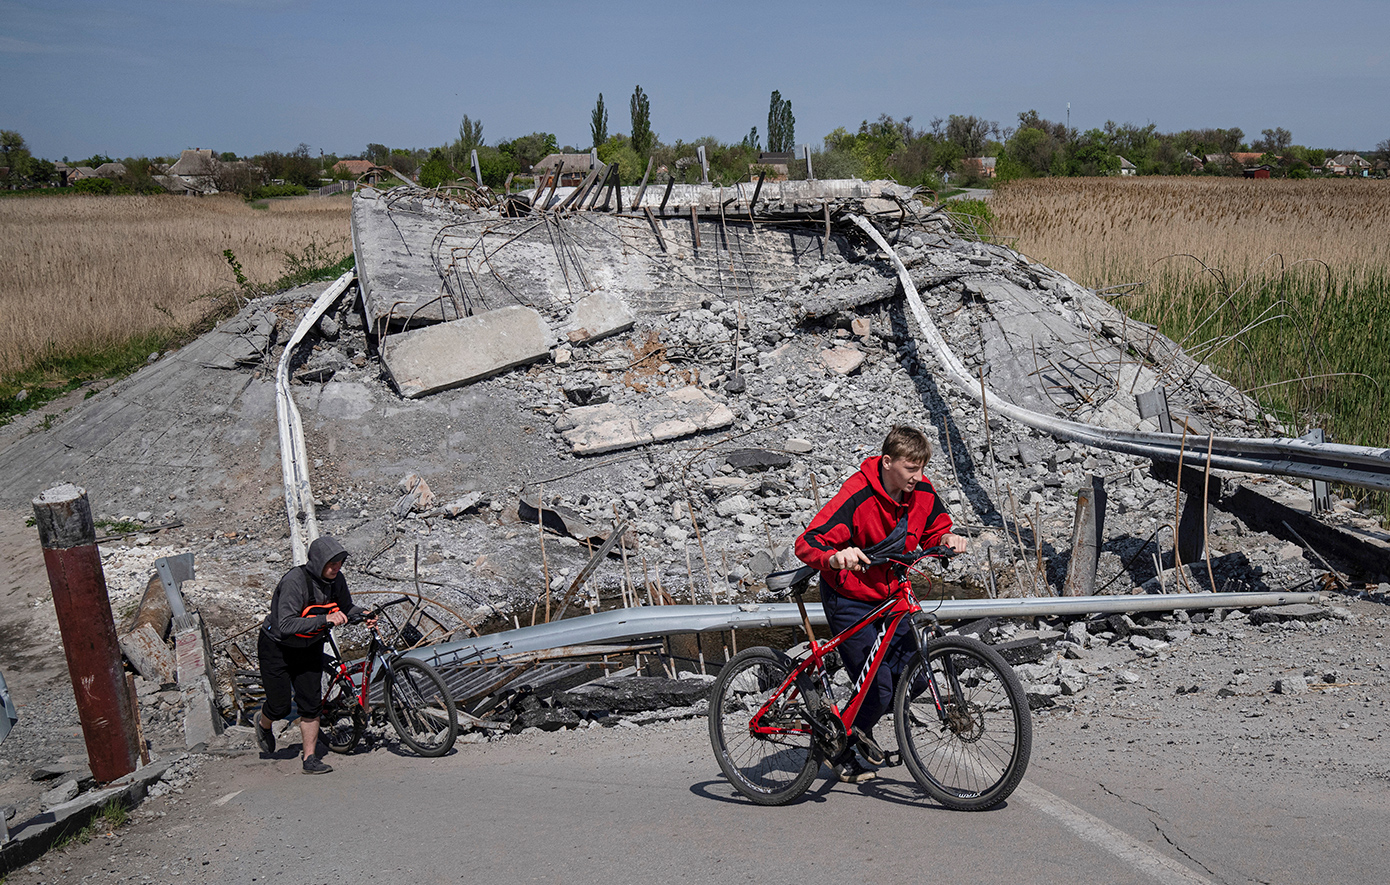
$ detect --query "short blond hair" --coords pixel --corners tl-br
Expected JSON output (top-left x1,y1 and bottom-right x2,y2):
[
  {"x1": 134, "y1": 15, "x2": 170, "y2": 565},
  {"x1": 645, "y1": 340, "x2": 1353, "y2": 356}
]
[{"x1": 882, "y1": 425, "x2": 931, "y2": 463}]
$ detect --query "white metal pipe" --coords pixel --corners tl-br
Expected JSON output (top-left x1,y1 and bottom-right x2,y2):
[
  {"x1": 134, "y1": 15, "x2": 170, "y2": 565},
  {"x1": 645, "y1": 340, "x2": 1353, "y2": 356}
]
[{"x1": 276, "y1": 270, "x2": 356, "y2": 564}]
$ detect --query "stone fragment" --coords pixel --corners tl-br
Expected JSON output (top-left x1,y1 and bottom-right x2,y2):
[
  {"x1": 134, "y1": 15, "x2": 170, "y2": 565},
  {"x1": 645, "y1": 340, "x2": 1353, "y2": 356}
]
[
  {"x1": 820, "y1": 346, "x2": 866, "y2": 376},
  {"x1": 561, "y1": 386, "x2": 736, "y2": 455},
  {"x1": 723, "y1": 373, "x2": 747, "y2": 393},
  {"x1": 318, "y1": 315, "x2": 341, "y2": 340},
  {"x1": 1116, "y1": 670, "x2": 1141, "y2": 685},
  {"x1": 747, "y1": 550, "x2": 777, "y2": 578},
  {"x1": 1248, "y1": 604, "x2": 1330, "y2": 626},
  {"x1": 724, "y1": 448, "x2": 792, "y2": 472},
  {"x1": 515, "y1": 706, "x2": 580, "y2": 732},
  {"x1": 40, "y1": 779, "x2": 79, "y2": 810},
  {"x1": 383, "y1": 305, "x2": 552, "y2": 399},
  {"x1": 1065, "y1": 622, "x2": 1090, "y2": 648},
  {"x1": 783, "y1": 438, "x2": 813, "y2": 455},
  {"x1": 202, "y1": 310, "x2": 278, "y2": 369},
  {"x1": 392, "y1": 474, "x2": 435, "y2": 516},
  {"x1": 715, "y1": 495, "x2": 753, "y2": 517},
  {"x1": 1274, "y1": 675, "x2": 1308, "y2": 694},
  {"x1": 441, "y1": 492, "x2": 484, "y2": 517},
  {"x1": 850, "y1": 317, "x2": 872, "y2": 337},
  {"x1": 1276, "y1": 542, "x2": 1304, "y2": 562},
  {"x1": 553, "y1": 676, "x2": 711, "y2": 715},
  {"x1": 992, "y1": 637, "x2": 1045, "y2": 665},
  {"x1": 563, "y1": 290, "x2": 635, "y2": 343},
  {"x1": 119, "y1": 624, "x2": 175, "y2": 683},
  {"x1": 517, "y1": 497, "x2": 602, "y2": 541}
]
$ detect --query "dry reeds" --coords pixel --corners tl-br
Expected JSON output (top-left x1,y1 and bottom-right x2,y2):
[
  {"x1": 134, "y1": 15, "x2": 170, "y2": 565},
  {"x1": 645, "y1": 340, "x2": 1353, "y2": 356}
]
[
  {"x1": 0, "y1": 194, "x2": 349, "y2": 375},
  {"x1": 994, "y1": 177, "x2": 1390, "y2": 509}
]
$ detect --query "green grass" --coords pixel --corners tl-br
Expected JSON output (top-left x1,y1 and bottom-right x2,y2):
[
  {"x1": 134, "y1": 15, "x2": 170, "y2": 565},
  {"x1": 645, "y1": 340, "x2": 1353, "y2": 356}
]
[
  {"x1": 0, "y1": 239, "x2": 353, "y2": 427},
  {"x1": 1118, "y1": 260, "x2": 1390, "y2": 516},
  {"x1": 944, "y1": 198, "x2": 995, "y2": 242},
  {"x1": 52, "y1": 799, "x2": 129, "y2": 851}
]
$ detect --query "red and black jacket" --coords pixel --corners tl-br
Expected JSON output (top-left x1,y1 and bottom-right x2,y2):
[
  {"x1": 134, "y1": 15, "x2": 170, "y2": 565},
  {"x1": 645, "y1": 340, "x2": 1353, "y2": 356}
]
[{"x1": 795, "y1": 456, "x2": 953, "y2": 602}]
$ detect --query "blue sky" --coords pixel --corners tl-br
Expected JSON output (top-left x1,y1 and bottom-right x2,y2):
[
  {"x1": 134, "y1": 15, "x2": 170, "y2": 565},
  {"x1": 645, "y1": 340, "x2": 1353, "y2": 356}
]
[{"x1": 2, "y1": 0, "x2": 1386, "y2": 160}]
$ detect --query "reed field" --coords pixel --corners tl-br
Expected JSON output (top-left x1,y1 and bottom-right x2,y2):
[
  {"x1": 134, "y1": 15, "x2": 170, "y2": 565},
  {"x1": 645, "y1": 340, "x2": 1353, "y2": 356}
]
[
  {"x1": 0, "y1": 193, "x2": 350, "y2": 390},
  {"x1": 991, "y1": 177, "x2": 1390, "y2": 508}
]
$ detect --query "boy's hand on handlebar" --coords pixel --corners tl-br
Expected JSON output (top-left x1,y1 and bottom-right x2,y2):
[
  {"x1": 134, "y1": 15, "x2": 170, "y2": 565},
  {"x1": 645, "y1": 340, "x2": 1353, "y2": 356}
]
[
  {"x1": 326, "y1": 610, "x2": 349, "y2": 627},
  {"x1": 828, "y1": 547, "x2": 871, "y2": 573},
  {"x1": 942, "y1": 533, "x2": 968, "y2": 554}
]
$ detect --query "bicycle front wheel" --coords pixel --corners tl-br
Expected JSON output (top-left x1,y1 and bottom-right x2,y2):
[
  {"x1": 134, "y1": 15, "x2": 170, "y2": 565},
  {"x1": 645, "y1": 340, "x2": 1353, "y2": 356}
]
[
  {"x1": 383, "y1": 658, "x2": 458, "y2": 757},
  {"x1": 893, "y1": 635, "x2": 1031, "y2": 811},
  {"x1": 321, "y1": 673, "x2": 364, "y2": 755},
  {"x1": 708, "y1": 647, "x2": 819, "y2": 806}
]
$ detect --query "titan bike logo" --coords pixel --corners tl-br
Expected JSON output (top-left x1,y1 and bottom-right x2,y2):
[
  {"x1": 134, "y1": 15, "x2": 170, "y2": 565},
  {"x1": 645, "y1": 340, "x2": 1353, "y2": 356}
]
[{"x1": 851, "y1": 622, "x2": 888, "y2": 697}]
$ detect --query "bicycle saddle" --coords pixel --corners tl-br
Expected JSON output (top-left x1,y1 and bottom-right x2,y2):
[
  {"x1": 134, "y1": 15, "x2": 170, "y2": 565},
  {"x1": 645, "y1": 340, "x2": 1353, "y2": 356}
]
[{"x1": 765, "y1": 564, "x2": 817, "y2": 597}]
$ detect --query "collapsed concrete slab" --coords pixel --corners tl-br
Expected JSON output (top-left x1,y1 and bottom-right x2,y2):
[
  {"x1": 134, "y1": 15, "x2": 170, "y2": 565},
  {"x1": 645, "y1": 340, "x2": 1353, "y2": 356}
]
[
  {"x1": 383, "y1": 305, "x2": 552, "y2": 398},
  {"x1": 559, "y1": 386, "x2": 735, "y2": 455},
  {"x1": 564, "y1": 290, "x2": 634, "y2": 343}
]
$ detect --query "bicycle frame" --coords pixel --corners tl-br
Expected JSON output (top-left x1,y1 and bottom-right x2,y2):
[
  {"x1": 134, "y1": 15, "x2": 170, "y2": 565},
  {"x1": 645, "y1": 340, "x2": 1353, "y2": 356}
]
[
  {"x1": 750, "y1": 569, "x2": 949, "y2": 742},
  {"x1": 323, "y1": 620, "x2": 401, "y2": 717}
]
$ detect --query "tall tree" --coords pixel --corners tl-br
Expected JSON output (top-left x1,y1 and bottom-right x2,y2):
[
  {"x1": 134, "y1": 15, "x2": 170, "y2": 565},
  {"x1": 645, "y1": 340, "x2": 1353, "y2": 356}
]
[
  {"x1": 630, "y1": 85, "x2": 652, "y2": 159},
  {"x1": 1254, "y1": 127, "x2": 1292, "y2": 153},
  {"x1": 0, "y1": 130, "x2": 33, "y2": 184},
  {"x1": 590, "y1": 94, "x2": 608, "y2": 150},
  {"x1": 767, "y1": 91, "x2": 795, "y2": 153},
  {"x1": 454, "y1": 115, "x2": 484, "y2": 168}
]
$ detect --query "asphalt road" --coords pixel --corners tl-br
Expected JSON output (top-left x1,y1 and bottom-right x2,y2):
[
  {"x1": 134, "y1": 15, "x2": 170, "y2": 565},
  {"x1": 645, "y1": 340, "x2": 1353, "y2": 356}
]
[{"x1": 11, "y1": 716, "x2": 1385, "y2": 885}]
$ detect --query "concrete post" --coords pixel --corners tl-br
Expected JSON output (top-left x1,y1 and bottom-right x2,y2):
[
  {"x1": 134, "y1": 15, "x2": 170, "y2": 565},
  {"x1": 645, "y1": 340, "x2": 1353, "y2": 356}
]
[
  {"x1": 802, "y1": 144, "x2": 814, "y2": 180},
  {"x1": 696, "y1": 146, "x2": 709, "y2": 184},
  {"x1": 32, "y1": 484, "x2": 140, "y2": 782},
  {"x1": 470, "y1": 149, "x2": 483, "y2": 188},
  {"x1": 1062, "y1": 475, "x2": 1107, "y2": 596}
]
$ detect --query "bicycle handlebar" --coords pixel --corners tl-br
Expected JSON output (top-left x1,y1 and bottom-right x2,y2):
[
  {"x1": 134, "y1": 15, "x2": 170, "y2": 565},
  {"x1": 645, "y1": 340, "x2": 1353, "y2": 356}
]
[
  {"x1": 348, "y1": 595, "x2": 413, "y2": 625},
  {"x1": 866, "y1": 545, "x2": 958, "y2": 568}
]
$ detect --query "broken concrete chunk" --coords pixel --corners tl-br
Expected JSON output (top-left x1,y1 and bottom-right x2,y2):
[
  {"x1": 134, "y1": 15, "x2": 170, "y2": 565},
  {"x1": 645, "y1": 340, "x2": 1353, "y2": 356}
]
[
  {"x1": 40, "y1": 779, "x2": 80, "y2": 810},
  {"x1": 783, "y1": 437, "x2": 813, "y2": 455},
  {"x1": 1249, "y1": 604, "x2": 1330, "y2": 626},
  {"x1": 440, "y1": 492, "x2": 484, "y2": 518},
  {"x1": 119, "y1": 623, "x2": 175, "y2": 683},
  {"x1": 724, "y1": 448, "x2": 792, "y2": 472},
  {"x1": 561, "y1": 386, "x2": 736, "y2": 455},
  {"x1": 564, "y1": 290, "x2": 635, "y2": 344},
  {"x1": 820, "y1": 345, "x2": 866, "y2": 376},
  {"x1": 383, "y1": 305, "x2": 552, "y2": 398},
  {"x1": 202, "y1": 310, "x2": 277, "y2": 369},
  {"x1": 518, "y1": 496, "x2": 604, "y2": 542},
  {"x1": 553, "y1": 676, "x2": 711, "y2": 715},
  {"x1": 392, "y1": 474, "x2": 435, "y2": 516},
  {"x1": 1274, "y1": 675, "x2": 1308, "y2": 694}
]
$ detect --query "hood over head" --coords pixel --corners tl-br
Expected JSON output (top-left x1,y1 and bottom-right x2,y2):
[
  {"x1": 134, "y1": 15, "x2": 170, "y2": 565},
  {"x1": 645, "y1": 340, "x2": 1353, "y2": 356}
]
[{"x1": 306, "y1": 535, "x2": 348, "y2": 581}]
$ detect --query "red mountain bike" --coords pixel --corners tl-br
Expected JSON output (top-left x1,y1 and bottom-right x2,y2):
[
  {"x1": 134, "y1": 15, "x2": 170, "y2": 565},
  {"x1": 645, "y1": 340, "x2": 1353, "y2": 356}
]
[
  {"x1": 319, "y1": 596, "x2": 459, "y2": 758},
  {"x1": 708, "y1": 547, "x2": 1031, "y2": 809}
]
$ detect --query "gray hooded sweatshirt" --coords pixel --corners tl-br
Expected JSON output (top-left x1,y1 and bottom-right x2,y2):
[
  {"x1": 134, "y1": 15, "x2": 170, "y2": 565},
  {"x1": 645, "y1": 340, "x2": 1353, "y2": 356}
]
[{"x1": 262, "y1": 536, "x2": 364, "y2": 647}]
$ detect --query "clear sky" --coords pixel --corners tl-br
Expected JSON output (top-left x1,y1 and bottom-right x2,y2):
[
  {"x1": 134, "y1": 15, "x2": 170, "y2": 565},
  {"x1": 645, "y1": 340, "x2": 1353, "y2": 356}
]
[{"x1": 2, "y1": 0, "x2": 1386, "y2": 161}]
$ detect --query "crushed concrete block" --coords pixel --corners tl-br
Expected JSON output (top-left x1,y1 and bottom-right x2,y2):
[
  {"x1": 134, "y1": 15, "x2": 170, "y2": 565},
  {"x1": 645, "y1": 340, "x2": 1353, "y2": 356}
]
[
  {"x1": 553, "y1": 677, "x2": 711, "y2": 715},
  {"x1": 384, "y1": 305, "x2": 552, "y2": 399},
  {"x1": 724, "y1": 449, "x2": 792, "y2": 472},
  {"x1": 715, "y1": 495, "x2": 753, "y2": 517},
  {"x1": 201, "y1": 310, "x2": 277, "y2": 369},
  {"x1": 39, "y1": 780, "x2": 78, "y2": 811},
  {"x1": 1249, "y1": 604, "x2": 1330, "y2": 626},
  {"x1": 118, "y1": 624, "x2": 175, "y2": 683},
  {"x1": 820, "y1": 346, "x2": 866, "y2": 376},
  {"x1": 561, "y1": 386, "x2": 735, "y2": 455},
  {"x1": 1274, "y1": 675, "x2": 1308, "y2": 694},
  {"x1": 564, "y1": 291, "x2": 634, "y2": 343}
]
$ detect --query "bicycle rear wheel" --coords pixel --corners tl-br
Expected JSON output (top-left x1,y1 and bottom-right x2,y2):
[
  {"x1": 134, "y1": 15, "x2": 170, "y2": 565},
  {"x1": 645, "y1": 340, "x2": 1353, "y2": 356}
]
[
  {"x1": 892, "y1": 635, "x2": 1031, "y2": 811},
  {"x1": 708, "y1": 647, "x2": 820, "y2": 806},
  {"x1": 383, "y1": 658, "x2": 458, "y2": 757},
  {"x1": 320, "y1": 673, "x2": 364, "y2": 755}
]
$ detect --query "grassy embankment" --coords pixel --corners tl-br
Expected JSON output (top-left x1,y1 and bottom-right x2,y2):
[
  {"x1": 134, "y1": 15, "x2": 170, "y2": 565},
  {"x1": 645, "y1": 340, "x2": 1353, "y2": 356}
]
[
  {"x1": 987, "y1": 177, "x2": 1390, "y2": 513},
  {"x1": 0, "y1": 193, "x2": 353, "y2": 422}
]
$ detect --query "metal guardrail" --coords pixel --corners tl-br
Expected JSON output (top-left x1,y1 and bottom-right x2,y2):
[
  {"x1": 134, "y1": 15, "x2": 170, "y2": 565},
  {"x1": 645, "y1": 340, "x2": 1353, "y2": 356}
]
[{"x1": 414, "y1": 590, "x2": 1323, "y2": 668}]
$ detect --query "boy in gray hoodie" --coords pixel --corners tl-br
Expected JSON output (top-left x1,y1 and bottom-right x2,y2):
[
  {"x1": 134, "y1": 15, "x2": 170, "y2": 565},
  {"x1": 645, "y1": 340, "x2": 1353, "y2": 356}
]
[{"x1": 256, "y1": 536, "x2": 369, "y2": 774}]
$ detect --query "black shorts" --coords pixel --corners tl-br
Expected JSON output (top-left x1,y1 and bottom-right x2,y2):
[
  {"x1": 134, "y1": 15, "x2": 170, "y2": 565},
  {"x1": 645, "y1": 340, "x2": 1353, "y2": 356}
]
[{"x1": 258, "y1": 629, "x2": 325, "y2": 720}]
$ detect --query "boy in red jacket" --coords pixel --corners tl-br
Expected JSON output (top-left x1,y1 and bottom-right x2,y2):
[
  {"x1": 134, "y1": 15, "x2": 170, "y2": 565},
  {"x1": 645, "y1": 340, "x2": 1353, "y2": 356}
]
[{"x1": 795, "y1": 425, "x2": 966, "y2": 783}]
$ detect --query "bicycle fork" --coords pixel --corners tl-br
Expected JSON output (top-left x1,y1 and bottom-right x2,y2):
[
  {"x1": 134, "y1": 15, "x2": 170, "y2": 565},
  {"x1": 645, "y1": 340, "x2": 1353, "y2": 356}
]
[{"x1": 911, "y1": 615, "x2": 964, "y2": 727}]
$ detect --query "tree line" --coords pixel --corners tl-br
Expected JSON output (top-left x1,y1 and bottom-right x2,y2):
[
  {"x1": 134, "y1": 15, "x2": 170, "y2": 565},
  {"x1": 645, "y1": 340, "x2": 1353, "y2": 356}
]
[{"x1": 5, "y1": 88, "x2": 1388, "y2": 196}]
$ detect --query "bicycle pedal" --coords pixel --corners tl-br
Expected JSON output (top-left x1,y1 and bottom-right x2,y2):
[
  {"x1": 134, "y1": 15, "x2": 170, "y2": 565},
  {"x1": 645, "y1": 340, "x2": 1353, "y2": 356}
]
[{"x1": 882, "y1": 750, "x2": 902, "y2": 767}]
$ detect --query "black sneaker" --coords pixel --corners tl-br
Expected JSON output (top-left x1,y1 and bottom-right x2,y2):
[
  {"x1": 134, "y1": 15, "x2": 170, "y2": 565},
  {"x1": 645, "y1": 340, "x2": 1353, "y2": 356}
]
[
  {"x1": 853, "y1": 727, "x2": 886, "y2": 766},
  {"x1": 255, "y1": 718, "x2": 275, "y2": 754},
  {"x1": 835, "y1": 756, "x2": 877, "y2": 784},
  {"x1": 301, "y1": 754, "x2": 334, "y2": 775}
]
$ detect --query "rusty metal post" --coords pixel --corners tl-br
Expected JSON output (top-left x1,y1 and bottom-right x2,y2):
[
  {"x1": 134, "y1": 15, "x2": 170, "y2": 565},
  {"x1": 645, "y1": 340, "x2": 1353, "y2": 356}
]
[{"x1": 32, "y1": 483, "x2": 140, "y2": 782}]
